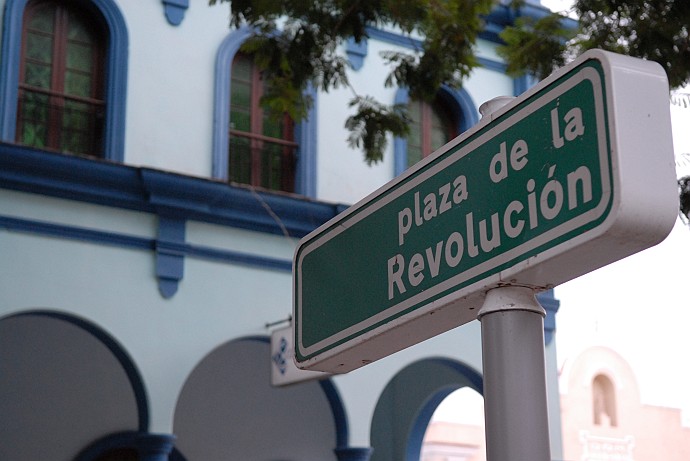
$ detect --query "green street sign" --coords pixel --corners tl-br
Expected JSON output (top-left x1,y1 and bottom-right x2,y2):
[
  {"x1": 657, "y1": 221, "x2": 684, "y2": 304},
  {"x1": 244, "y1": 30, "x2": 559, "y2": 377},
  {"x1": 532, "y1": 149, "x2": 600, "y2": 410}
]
[{"x1": 293, "y1": 51, "x2": 677, "y2": 372}]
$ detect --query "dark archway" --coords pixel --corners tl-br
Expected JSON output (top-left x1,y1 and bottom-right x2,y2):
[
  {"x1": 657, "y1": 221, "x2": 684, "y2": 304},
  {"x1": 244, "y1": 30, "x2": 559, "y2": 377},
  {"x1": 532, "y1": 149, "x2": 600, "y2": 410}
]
[{"x1": 0, "y1": 311, "x2": 147, "y2": 461}]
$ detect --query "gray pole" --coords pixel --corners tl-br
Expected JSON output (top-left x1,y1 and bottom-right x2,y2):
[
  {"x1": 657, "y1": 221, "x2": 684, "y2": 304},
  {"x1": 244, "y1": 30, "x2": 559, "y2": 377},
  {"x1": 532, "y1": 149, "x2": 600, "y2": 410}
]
[{"x1": 478, "y1": 286, "x2": 551, "y2": 461}]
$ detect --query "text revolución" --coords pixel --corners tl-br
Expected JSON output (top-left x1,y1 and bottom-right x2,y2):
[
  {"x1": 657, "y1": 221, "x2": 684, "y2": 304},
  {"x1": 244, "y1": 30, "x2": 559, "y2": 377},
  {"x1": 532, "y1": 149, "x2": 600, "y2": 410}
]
[{"x1": 388, "y1": 105, "x2": 591, "y2": 300}]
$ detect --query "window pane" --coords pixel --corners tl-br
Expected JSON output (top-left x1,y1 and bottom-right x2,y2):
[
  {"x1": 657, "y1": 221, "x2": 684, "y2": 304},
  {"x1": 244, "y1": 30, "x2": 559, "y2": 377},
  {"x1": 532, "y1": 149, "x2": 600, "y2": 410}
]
[
  {"x1": 230, "y1": 109, "x2": 251, "y2": 132},
  {"x1": 26, "y1": 33, "x2": 53, "y2": 64},
  {"x1": 262, "y1": 114, "x2": 281, "y2": 139},
  {"x1": 261, "y1": 142, "x2": 280, "y2": 189},
  {"x1": 67, "y1": 11, "x2": 92, "y2": 42},
  {"x1": 406, "y1": 97, "x2": 458, "y2": 167},
  {"x1": 430, "y1": 107, "x2": 450, "y2": 152},
  {"x1": 24, "y1": 62, "x2": 52, "y2": 88},
  {"x1": 259, "y1": 141, "x2": 295, "y2": 192},
  {"x1": 231, "y1": 81, "x2": 251, "y2": 110},
  {"x1": 67, "y1": 41, "x2": 94, "y2": 73},
  {"x1": 228, "y1": 136, "x2": 252, "y2": 184},
  {"x1": 27, "y1": 6, "x2": 54, "y2": 32},
  {"x1": 231, "y1": 54, "x2": 253, "y2": 134},
  {"x1": 406, "y1": 99, "x2": 423, "y2": 165},
  {"x1": 431, "y1": 100, "x2": 454, "y2": 151},
  {"x1": 65, "y1": 70, "x2": 92, "y2": 97},
  {"x1": 17, "y1": 91, "x2": 49, "y2": 148},
  {"x1": 407, "y1": 145, "x2": 422, "y2": 166},
  {"x1": 233, "y1": 55, "x2": 252, "y2": 81},
  {"x1": 61, "y1": 100, "x2": 101, "y2": 156}
]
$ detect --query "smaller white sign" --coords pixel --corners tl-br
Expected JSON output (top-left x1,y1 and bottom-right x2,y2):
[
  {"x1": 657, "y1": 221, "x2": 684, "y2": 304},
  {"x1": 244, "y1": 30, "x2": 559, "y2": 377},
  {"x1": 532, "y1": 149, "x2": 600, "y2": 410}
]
[{"x1": 270, "y1": 325, "x2": 330, "y2": 387}]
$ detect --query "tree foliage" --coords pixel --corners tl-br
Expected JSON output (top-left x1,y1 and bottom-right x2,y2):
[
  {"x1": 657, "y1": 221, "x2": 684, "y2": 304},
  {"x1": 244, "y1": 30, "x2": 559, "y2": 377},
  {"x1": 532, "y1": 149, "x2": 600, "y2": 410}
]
[
  {"x1": 211, "y1": 0, "x2": 495, "y2": 164},
  {"x1": 499, "y1": 0, "x2": 690, "y2": 222},
  {"x1": 499, "y1": 0, "x2": 690, "y2": 87}
]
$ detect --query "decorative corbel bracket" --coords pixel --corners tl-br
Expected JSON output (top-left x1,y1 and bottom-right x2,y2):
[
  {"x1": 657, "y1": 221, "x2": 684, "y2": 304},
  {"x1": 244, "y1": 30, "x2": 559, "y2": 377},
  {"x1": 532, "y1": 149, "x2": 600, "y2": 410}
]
[
  {"x1": 162, "y1": 0, "x2": 189, "y2": 26},
  {"x1": 346, "y1": 37, "x2": 368, "y2": 71},
  {"x1": 155, "y1": 215, "x2": 186, "y2": 298}
]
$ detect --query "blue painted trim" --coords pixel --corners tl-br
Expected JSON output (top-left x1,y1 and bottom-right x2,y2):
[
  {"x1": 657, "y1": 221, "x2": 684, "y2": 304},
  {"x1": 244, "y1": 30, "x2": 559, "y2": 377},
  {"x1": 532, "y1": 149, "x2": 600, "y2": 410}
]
[
  {"x1": 162, "y1": 0, "x2": 189, "y2": 26},
  {"x1": 537, "y1": 289, "x2": 561, "y2": 346},
  {"x1": 186, "y1": 244, "x2": 293, "y2": 272},
  {"x1": 74, "y1": 432, "x2": 140, "y2": 461},
  {"x1": 441, "y1": 84, "x2": 480, "y2": 131},
  {"x1": 136, "y1": 433, "x2": 177, "y2": 461},
  {"x1": 0, "y1": 0, "x2": 128, "y2": 161},
  {"x1": 393, "y1": 87, "x2": 410, "y2": 176},
  {"x1": 212, "y1": 27, "x2": 317, "y2": 197},
  {"x1": 406, "y1": 386, "x2": 457, "y2": 461},
  {"x1": 5, "y1": 311, "x2": 150, "y2": 431},
  {"x1": 514, "y1": 74, "x2": 539, "y2": 96},
  {"x1": 212, "y1": 27, "x2": 253, "y2": 180},
  {"x1": 405, "y1": 359, "x2": 483, "y2": 461},
  {"x1": 295, "y1": 83, "x2": 318, "y2": 198},
  {"x1": 393, "y1": 85, "x2": 479, "y2": 176},
  {"x1": 364, "y1": 27, "x2": 422, "y2": 52},
  {"x1": 319, "y1": 379, "x2": 349, "y2": 449},
  {"x1": 479, "y1": 56, "x2": 507, "y2": 73},
  {"x1": 0, "y1": 214, "x2": 294, "y2": 273},
  {"x1": 365, "y1": 27, "x2": 507, "y2": 72},
  {"x1": 346, "y1": 37, "x2": 368, "y2": 71},
  {"x1": 0, "y1": 214, "x2": 153, "y2": 250},
  {"x1": 334, "y1": 447, "x2": 374, "y2": 461},
  {"x1": 0, "y1": 143, "x2": 344, "y2": 238},
  {"x1": 365, "y1": 25, "x2": 504, "y2": 74},
  {"x1": 363, "y1": 1, "x2": 555, "y2": 60}
]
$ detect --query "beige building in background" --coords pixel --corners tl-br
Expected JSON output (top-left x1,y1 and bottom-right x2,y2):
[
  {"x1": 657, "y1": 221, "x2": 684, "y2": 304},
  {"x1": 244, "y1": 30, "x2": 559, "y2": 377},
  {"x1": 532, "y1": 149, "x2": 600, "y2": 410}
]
[
  {"x1": 560, "y1": 346, "x2": 690, "y2": 461},
  {"x1": 422, "y1": 345, "x2": 690, "y2": 461}
]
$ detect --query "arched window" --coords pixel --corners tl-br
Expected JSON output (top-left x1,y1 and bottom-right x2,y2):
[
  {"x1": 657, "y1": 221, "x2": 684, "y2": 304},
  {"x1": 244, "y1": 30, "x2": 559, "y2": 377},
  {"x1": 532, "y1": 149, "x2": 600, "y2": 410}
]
[
  {"x1": 0, "y1": 0, "x2": 128, "y2": 161},
  {"x1": 229, "y1": 53, "x2": 297, "y2": 192},
  {"x1": 406, "y1": 96, "x2": 458, "y2": 166},
  {"x1": 592, "y1": 374, "x2": 617, "y2": 427},
  {"x1": 393, "y1": 86, "x2": 478, "y2": 176},
  {"x1": 213, "y1": 28, "x2": 316, "y2": 197},
  {"x1": 17, "y1": 0, "x2": 105, "y2": 157}
]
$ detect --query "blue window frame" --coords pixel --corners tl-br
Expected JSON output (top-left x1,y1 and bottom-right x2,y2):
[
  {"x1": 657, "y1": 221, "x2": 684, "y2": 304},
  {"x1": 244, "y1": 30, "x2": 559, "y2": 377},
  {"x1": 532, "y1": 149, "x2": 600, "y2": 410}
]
[
  {"x1": 213, "y1": 27, "x2": 317, "y2": 198},
  {"x1": 0, "y1": 0, "x2": 128, "y2": 162}
]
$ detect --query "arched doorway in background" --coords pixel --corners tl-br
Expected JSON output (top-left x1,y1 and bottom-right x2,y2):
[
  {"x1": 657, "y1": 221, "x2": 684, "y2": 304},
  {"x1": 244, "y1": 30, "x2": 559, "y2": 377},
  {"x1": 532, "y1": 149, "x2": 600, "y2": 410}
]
[{"x1": 370, "y1": 358, "x2": 483, "y2": 461}]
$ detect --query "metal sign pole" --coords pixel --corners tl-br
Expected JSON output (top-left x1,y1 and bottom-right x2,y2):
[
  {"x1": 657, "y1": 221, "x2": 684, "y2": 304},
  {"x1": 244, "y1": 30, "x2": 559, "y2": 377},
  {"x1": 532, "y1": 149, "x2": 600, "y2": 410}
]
[{"x1": 478, "y1": 286, "x2": 551, "y2": 461}]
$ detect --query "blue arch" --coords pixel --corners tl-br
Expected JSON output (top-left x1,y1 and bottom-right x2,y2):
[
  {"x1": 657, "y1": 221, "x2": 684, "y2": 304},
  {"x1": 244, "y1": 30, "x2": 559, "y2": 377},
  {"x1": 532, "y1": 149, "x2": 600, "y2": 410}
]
[
  {"x1": 2, "y1": 310, "x2": 149, "y2": 431},
  {"x1": 212, "y1": 28, "x2": 317, "y2": 197},
  {"x1": 370, "y1": 357, "x2": 483, "y2": 461},
  {"x1": 405, "y1": 359, "x2": 483, "y2": 461},
  {"x1": 393, "y1": 86, "x2": 479, "y2": 176},
  {"x1": 0, "y1": 0, "x2": 129, "y2": 161}
]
